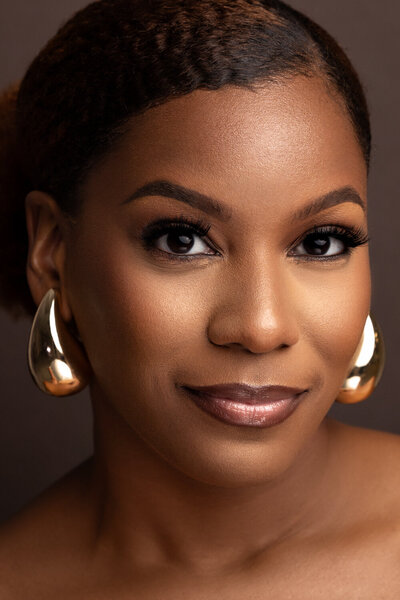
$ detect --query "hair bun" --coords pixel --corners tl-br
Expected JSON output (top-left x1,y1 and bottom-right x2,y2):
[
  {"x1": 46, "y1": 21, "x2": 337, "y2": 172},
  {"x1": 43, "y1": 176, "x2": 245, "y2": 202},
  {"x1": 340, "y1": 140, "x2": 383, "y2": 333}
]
[{"x1": 0, "y1": 82, "x2": 36, "y2": 318}]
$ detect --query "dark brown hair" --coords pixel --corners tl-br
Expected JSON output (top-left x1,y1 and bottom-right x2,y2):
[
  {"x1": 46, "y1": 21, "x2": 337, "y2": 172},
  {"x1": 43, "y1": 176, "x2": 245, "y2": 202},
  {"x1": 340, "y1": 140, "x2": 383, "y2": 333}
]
[{"x1": 0, "y1": 0, "x2": 371, "y2": 318}]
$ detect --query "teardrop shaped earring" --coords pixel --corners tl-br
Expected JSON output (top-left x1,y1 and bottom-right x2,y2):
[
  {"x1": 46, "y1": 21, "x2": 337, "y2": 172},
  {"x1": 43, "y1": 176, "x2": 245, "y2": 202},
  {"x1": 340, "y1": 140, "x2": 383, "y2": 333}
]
[
  {"x1": 27, "y1": 288, "x2": 91, "y2": 396},
  {"x1": 336, "y1": 313, "x2": 385, "y2": 404}
]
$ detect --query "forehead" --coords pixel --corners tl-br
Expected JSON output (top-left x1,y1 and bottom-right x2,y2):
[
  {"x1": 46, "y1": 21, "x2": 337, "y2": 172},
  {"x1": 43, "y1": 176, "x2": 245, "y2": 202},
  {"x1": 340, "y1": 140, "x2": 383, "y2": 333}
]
[{"x1": 84, "y1": 75, "x2": 367, "y2": 219}]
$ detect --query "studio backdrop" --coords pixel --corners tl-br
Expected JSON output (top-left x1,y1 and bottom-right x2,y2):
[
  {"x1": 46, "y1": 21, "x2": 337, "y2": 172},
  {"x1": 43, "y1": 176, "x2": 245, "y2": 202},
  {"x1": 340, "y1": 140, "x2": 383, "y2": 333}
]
[{"x1": 1, "y1": 0, "x2": 399, "y2": 523}]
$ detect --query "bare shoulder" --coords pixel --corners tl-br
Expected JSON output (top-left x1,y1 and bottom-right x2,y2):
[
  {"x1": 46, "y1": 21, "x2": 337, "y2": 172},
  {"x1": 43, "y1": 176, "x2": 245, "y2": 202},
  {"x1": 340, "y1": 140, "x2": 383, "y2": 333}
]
[
  {"x1": 314, "y1": 419, "x2": 400, "y2": 594},
  {"x1": 328, "y1": 417, "x2": 400, "y2": 494},
  {"x1": 0, "y1": 458, "x2": 94, "y2": 597},
  {"x1": 327, "y1": 418, "x2": 400, "y2": 537},
  {"x1": 328, "y1": 417, "x2": 400, "y2": 470}
]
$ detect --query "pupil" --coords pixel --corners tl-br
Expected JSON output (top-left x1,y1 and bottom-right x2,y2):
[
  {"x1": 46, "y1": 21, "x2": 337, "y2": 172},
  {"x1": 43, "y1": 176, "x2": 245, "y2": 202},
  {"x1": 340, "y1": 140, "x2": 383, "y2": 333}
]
[
  {"x1": 304, "y1": 235, "x2": 330, "y2": 255},
  {"x1": 168, "y1": 231, "x2": 194, "y2": 253}
]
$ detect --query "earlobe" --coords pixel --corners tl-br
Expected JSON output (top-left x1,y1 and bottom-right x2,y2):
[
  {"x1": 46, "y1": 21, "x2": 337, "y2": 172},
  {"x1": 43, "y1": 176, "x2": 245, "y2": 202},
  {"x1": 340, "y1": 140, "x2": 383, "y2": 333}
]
[{"x1": 25, "y1": 190, "x2": 72, "y2": 322}]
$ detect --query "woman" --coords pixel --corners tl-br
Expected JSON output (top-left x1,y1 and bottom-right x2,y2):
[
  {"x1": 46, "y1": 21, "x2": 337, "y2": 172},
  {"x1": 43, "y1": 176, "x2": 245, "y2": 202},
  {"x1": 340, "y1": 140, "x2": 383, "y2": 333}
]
[{"x1": 0, "y1": 0, "x2": 399, "y2": 596}]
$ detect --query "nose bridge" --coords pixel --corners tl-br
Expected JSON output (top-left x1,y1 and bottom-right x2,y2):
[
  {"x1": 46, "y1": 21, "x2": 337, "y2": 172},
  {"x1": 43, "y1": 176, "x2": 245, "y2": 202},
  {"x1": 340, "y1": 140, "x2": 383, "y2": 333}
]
[{"x1": 207, "y1": 253, "x2": 299, "y2": 353}]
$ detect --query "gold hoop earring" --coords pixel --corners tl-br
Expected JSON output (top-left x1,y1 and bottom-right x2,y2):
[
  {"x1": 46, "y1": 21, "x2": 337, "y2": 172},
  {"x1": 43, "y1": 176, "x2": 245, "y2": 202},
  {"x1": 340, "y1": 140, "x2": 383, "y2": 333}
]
[
  {"x1": 336, "y1": 313, "x2": 385, "y2": 404},
  {"x1": 27, "y1": 288, "x2": 90, "y2": 396}
]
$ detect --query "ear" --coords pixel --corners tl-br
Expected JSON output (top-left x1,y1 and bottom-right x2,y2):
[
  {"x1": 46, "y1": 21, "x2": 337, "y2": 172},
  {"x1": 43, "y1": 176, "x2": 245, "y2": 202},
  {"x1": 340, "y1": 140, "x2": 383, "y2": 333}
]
[{"x1": 25, "y1": 191, "x2": 72, "y2": 323}]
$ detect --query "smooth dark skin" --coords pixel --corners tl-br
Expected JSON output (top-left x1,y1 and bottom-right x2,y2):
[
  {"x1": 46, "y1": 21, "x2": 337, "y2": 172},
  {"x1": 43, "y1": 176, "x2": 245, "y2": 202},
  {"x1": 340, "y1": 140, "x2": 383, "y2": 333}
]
[{"x1": 1, "y1": 75, "x2": 400, "y2": 598}]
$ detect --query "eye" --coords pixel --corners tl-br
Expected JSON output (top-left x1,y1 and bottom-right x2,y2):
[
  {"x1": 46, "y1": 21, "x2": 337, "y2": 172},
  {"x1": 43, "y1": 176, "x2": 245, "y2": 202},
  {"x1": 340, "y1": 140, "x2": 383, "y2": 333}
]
[
  {"x1": 140, "y1": 216, "x2": 219, "y2": 261},
  {"x1": 155, "y1": 227, "x2": 212, "y2": 255},
  {"x1": 290, "y1": 225, "x2": 370, "y2": 260}
]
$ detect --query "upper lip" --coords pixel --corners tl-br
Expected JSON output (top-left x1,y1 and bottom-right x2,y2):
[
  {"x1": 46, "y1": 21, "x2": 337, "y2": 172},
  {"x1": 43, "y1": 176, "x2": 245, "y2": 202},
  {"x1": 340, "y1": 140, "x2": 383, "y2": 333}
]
[{"x1": 182, "y1": 383, "x2": 307, "y2": 404}]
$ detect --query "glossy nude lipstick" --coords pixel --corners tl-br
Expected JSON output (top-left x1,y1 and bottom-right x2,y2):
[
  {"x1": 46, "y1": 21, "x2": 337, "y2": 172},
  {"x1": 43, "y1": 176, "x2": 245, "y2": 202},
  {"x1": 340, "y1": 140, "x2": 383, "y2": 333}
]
[{"x1": 181, "y1": 383, "x2": 307, "y2": 428}]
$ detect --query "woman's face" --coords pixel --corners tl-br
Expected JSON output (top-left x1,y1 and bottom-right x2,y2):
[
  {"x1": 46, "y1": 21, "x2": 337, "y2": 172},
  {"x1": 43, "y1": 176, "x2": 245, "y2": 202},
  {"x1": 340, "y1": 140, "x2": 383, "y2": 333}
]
[{"x1": 65, "y1": 75, "x2": 370, "y2": 486}]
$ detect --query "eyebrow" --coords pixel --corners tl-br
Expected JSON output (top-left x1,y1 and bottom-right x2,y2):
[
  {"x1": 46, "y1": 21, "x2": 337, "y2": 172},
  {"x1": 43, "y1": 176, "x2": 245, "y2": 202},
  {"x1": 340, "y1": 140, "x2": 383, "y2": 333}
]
[
  {"x1": 289, "y1": 186, "x2": 366, "y2": 223},
  {"x1": 122, "y1": 179, "x2": 366, "y2": 222},
  {"x1": 122, "y1": 179, "x2": 233, "y2": 222}
]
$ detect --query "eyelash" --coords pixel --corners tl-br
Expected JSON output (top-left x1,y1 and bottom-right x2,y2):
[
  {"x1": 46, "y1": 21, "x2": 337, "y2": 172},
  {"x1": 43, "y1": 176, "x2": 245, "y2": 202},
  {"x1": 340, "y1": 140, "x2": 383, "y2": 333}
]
[{"x1": 140, "y1": 215, "x2": 370, "y2": 263}]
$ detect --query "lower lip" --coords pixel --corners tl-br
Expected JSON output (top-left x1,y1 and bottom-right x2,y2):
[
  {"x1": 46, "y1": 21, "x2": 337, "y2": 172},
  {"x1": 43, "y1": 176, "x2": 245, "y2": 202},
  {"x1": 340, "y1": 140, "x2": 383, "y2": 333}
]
[{"x1": 183, "y1": 388, "x2": 307, "y2": 428}]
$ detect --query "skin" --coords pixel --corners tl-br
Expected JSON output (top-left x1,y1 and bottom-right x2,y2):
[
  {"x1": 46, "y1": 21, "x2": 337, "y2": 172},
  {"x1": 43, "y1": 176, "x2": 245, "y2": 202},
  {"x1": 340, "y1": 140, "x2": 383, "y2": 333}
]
[{"x1": 0, "y1": 75, "x2": 400, "y2": 598}]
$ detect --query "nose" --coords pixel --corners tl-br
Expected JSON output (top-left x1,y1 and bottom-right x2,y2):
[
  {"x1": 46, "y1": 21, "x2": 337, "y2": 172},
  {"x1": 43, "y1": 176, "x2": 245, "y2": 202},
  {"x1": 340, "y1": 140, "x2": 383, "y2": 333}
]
[{"x1": 207, "y1": 255, "x2": 300, "y2": 354}]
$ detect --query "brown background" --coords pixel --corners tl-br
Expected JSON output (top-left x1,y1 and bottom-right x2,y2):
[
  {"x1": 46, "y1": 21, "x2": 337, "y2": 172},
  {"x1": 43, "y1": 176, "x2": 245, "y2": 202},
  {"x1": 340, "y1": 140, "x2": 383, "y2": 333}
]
[{"x1": 0, "y1": 0, "x2": 399, "y2": 523}]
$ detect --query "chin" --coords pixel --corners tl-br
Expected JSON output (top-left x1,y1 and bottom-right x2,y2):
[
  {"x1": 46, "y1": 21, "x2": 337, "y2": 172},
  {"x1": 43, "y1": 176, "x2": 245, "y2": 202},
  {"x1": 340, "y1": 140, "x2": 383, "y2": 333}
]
[{"x1": 155, "y1": 434, "x2": 301, "y2": 489}]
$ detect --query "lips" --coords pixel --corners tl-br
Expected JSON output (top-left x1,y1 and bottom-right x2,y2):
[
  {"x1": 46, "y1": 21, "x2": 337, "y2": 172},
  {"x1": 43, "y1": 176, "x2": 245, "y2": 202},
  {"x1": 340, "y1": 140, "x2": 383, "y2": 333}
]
[
  {"x1": 180, "y1": 382, "x2": 308, "y2": 428},
  {"x1": 182, "y1": 383, "x2": 306, "y2": 404}
]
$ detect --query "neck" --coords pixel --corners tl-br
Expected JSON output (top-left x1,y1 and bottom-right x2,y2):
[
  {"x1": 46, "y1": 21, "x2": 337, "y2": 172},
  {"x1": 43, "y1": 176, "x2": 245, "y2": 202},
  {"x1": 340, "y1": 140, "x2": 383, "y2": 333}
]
[{"x1": 88, "y1": 390, "x2": 339, "y2": 574}]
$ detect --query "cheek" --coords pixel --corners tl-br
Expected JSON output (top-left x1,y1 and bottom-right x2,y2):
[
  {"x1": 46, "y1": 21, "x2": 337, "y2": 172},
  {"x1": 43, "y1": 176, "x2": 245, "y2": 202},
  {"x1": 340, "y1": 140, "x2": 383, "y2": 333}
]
[
  {"x1": 67, "y1": 230, "x2": 206, "y2": 393},
  {"x1": 297, "y1": 248, "x2": 371, "y2": 390}
]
